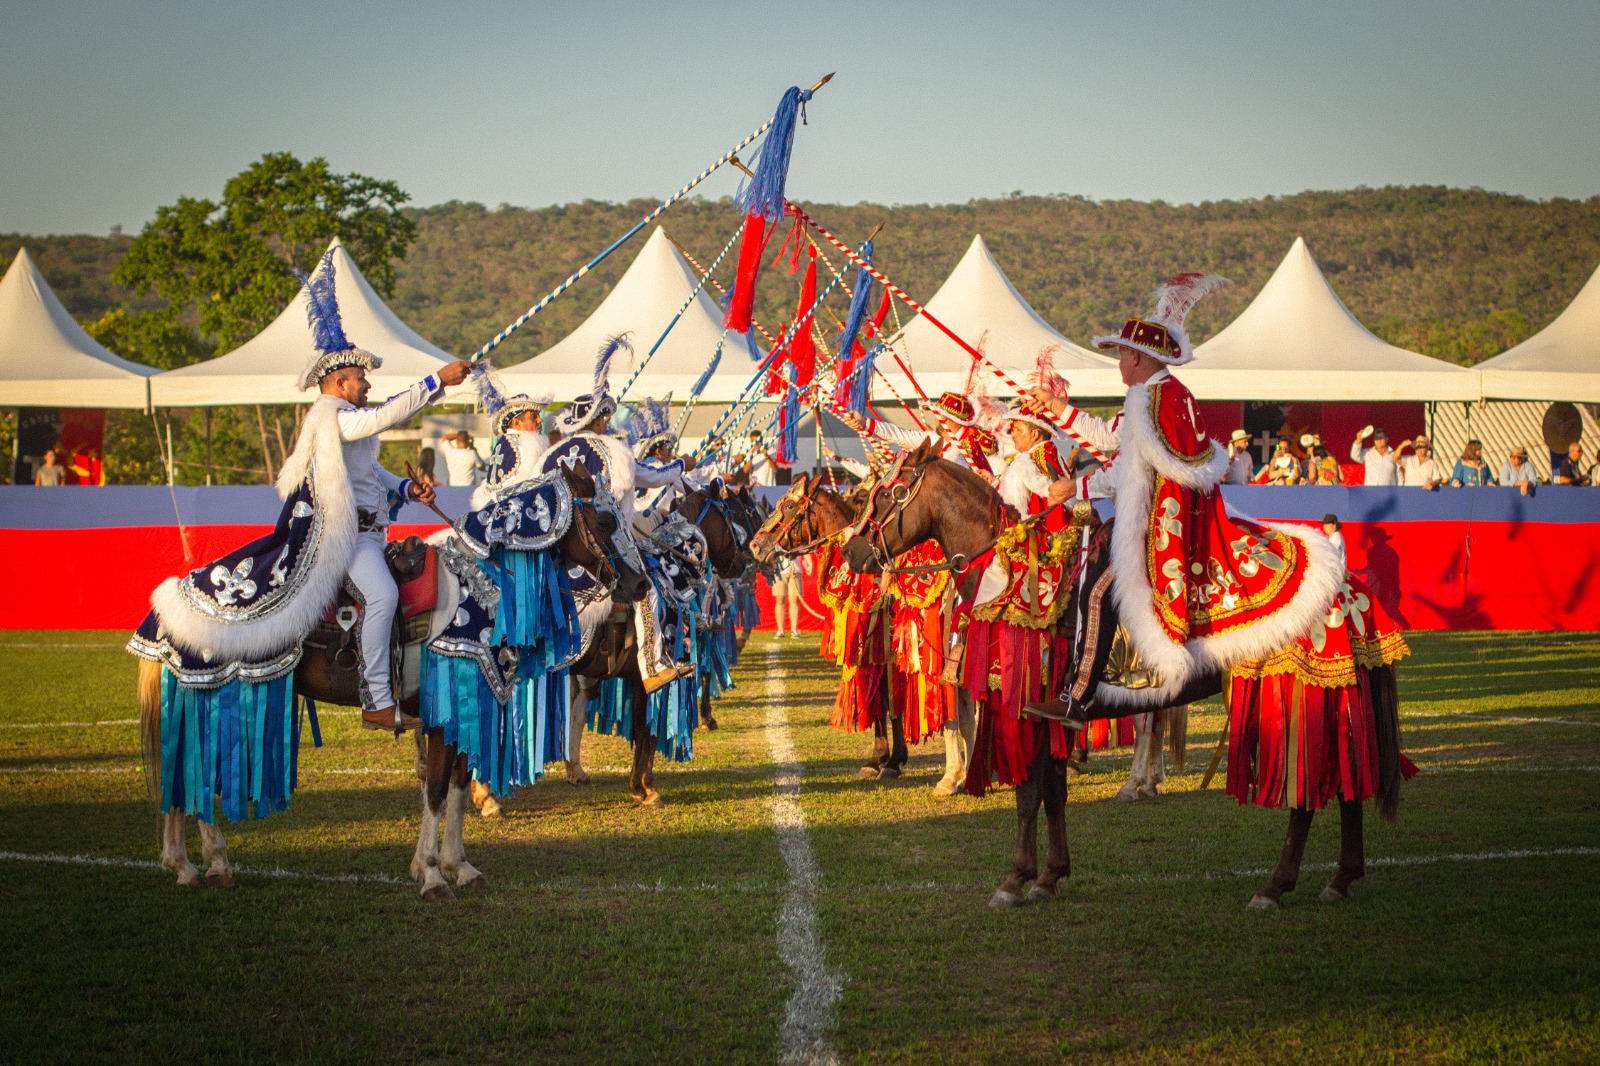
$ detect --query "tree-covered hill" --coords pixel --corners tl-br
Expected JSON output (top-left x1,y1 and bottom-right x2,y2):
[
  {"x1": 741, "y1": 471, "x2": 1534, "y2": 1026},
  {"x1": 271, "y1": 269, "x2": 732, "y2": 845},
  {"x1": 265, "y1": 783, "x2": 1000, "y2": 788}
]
[{"x1": 8, "y1": 185, "x2": 1600, "y2": 369}]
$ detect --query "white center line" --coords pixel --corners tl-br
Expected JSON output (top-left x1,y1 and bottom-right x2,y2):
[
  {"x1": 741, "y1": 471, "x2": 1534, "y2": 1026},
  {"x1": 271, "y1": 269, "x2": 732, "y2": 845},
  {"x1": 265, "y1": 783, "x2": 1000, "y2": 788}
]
[{"x1": 764, "y1": 643, "x2": 843, "y2": 1066}]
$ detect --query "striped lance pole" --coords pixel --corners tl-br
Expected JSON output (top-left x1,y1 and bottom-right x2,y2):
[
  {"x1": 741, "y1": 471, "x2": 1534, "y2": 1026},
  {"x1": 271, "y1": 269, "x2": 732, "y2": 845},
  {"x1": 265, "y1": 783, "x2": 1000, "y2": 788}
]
[{"x1": 616, "y1": 223, "x2": 745, "y2": 400}]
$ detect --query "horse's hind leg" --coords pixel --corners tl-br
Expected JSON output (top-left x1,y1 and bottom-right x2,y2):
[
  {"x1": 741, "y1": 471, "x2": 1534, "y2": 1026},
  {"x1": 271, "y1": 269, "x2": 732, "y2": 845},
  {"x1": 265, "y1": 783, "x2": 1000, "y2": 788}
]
[
  {"x1": 197, "y1": 820, "x2": 235, "y2": 890},
  {"x1": 990, "y1": 756, "x2": 1046, "y2": 908},
  {"x1": 566, "y1": 676, "x2": 591, "y2": 785},
  {"x1": 1249, "y1": 807, "x2": 1315, "y2": 910},
  {"x1": 860, "y1": 705, "x2": 891, "y2": 779},
  {"x1": 876, "y1": 714, "x2": 908, "y2": 780},
  {"x1": 629, "y1": 682, "x2": 663, "y2": 809},
  {"x1": 470, "y1": 779, "x2": 503, "y2": 818},
  {"x1": 1117, "y1": 712, "x2": 1161, "y2": 802},
  {"x1": 1028, "y1": 753, "x2": 1072, "y2": 903},
  {"x1": 160, "y1": 809, "x2": 200, "y2": 887},
  {"x1": 700, "y1": 681, "x2": 719, "y2": 732},
  {"x1": 1321, "y1": 799, "x2": 1366, "y2": 902},
  {"x1": 440, "y1": 753, "x2": 488, "y2": 891},
  {"x1": 411, "y1": 729, "x2": 455, "y2": 902}
]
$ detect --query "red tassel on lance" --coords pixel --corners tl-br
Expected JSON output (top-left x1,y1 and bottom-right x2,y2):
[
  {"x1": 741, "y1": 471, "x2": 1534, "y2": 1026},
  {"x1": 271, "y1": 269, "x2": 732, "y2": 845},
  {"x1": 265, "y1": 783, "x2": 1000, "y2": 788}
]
[
  {"x1": 789, "y1": 249, "x2": 818, "y2": 387},
  {"x1": 724, "y1": 213, "x2": 769, "y2": 332}
]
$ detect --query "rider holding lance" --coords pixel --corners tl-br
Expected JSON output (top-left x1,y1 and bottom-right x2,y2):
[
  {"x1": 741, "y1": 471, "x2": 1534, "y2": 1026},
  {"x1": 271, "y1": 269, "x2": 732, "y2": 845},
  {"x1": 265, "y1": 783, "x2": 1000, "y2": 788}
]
[{"x1": 840, "y1": 390, "x2": 998, "y2": 478}]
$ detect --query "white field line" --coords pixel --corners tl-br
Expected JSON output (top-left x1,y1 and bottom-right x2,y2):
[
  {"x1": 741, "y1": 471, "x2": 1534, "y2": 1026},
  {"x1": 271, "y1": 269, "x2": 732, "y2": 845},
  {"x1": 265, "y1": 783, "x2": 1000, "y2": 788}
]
[
  {"x1": 0, "y1": 845, "x2": 1594, "y2": 897},
  {"x1": 764, "y1": 643, "x2": 843, "y2": 1066}
]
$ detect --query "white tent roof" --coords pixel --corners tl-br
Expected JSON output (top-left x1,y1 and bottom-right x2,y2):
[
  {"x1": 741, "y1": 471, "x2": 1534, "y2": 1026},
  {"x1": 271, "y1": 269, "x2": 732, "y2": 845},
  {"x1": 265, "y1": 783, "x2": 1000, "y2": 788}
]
[
  {"x1": 1184, "y1": 237, "x2": 1479, "y2": 402},
  {"x1": 150, "y1": 237, "x2": 456, "y2": 407},
  {"x1": 879, "y1": 235, "x2": 1124, "y2": 402},
  {"x1": 495, "y1": 227, "x2": 767, "y2": 404},
  {"x1": 0, "y1": 247, "x2": 157, "y2": 409},
  {"x1": 1478, "y1": 261, "x2": 1600, "y2": 402}
]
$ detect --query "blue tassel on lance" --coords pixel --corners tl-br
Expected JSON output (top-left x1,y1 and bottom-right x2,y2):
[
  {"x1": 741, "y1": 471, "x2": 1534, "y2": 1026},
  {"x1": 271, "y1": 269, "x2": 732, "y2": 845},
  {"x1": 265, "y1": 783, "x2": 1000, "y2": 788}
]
[
  {"x1": 778, "y1": 364, "x2": 800, "y2": 464},
  {"x1": 840, "y1": 241, "x2": 878, "y2": 415},
  {"x1": 735, "y1": 86, "x2": 811, "y2": 223},
  {"x1": 298, "y1": 248, "x2": 351, "y2": 356},
  {"x1": 690, "y1": 337, "x2": 724, "y2": 399}
]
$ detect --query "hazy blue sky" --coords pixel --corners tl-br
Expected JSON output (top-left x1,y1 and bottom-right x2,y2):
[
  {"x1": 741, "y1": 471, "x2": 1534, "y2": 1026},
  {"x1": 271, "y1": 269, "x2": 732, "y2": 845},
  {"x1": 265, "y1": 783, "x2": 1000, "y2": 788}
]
[{"x1": 3, "y1": 0, "x2": 1597, "y2": 235}]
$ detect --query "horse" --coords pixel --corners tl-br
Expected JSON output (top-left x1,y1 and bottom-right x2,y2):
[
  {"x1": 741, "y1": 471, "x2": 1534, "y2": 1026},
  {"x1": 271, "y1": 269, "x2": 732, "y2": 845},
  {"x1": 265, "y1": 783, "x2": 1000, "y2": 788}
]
[
  {"x1": 835, "y1": 440, "x2": 1404, "y2": 909},
  {"x1": 135, "y1": 461, "x2": 647, "y2": 898}
]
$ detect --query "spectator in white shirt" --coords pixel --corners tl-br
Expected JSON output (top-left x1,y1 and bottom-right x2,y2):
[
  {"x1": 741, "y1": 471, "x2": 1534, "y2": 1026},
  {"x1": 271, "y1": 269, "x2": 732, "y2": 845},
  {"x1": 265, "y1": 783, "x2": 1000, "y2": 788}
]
[
  {"x1": 1322, "y1": 513, "x2": 1347, "y2": 569},
  {"x1": 1499, "y1": 446, "x2": 1538, "y2": 496},
  {"x1": 1395, "y1": 436, "x2": 1443, "y2": 490},
  {"x1": 1350, "y1": 426, "x2": 1399, "y2": 486},
  {"x1": 1224, "y1": 429, "x2": 1254, "y2": 484},
  {"x1": 441, "y1": 431, "x2": 487, "y2": 487}
]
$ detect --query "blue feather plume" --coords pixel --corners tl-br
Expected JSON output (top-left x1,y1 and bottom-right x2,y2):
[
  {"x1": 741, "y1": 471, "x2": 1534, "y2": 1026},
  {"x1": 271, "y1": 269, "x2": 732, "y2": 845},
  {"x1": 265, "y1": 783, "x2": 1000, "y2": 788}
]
[
  {"x1": 473, "y1": 362, "x2": 508, "y2": 415},
  {"x1": 735, "y1": 86, "x2": 810, "y2": 223},
  {"x1": 298, "y1": 248, "x2": 350, "y2": 355},
  {"x1": 594, "y1": 333, "x2": 632, "y2": 395}
]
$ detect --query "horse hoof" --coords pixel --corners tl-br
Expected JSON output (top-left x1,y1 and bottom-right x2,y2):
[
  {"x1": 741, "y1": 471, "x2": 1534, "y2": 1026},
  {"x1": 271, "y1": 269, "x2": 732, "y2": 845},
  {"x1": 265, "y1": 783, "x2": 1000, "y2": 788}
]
[
  {"x1": 566, "y1": 767, "x2": 591, "y2": 786},
  {"x1": 422, "y1": 883, "x2": 457, "y2": 904},
  {"x1": 988, "y1": 889, "x2": 1027, "y2": 909},
  {"x1": 1319, "y1": 886, "x2": 1349, "y2": 903},
  {"x1": 857, "y1": 766, "x2": 880, "y2": 780},
  {"x1": 635, "y1": 791, "x2": 665, "y2": 809},
  {"x1": 1025, "y1": 884, "x2": 1056, "y2": 904},
  {"x1": 876, "y1": 766, "x2": 902, "y2": 781},
  {"x1": 1247, "y1": 894, "x2": 1279, "y2": 911},
  {"x1": 175, "y1": 867, "x2": 202, "y2": 888},
  {"x1": 931, "y1": 776, "x2": 958, "y2": 796},
  {"x1": 459, "y1": 871, "x2": 490, "y2": 893},
  {"x1": 703, "y1": 716, "x2": 719, "y2": 732},
  {"x1": 203, "y1": 868, "x2": 236, "y2": 891},
  {"x1": 480, "y1": 797, "x2": 504, "y2": 819}
]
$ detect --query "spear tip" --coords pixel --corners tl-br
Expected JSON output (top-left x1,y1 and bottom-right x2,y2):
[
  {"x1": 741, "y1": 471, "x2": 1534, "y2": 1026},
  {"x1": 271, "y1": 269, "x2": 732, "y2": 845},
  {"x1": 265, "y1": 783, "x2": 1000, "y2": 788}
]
[{"x1": 810, "y1": 72, "x2": 836, "y2": 93}]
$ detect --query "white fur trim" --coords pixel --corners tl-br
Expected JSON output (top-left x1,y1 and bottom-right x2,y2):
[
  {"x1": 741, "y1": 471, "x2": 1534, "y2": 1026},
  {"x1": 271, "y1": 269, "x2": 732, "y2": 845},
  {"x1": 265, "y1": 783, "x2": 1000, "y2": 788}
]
[
  {"x1": 1097, "y1": 387, "x2": 1341, "y2": 710},
  {"x1": 148, "y1": 395, "x2": 358, "y2": 663}
]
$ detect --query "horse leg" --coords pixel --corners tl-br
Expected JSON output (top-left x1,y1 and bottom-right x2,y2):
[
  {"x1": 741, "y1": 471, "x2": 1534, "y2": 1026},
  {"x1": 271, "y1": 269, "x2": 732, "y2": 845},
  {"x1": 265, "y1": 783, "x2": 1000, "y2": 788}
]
[
  {"x1": 629, "y1": 681, "x2": 663, "y2": 809},
  {"x1": 197, "y1": 820, "x2": 236, "y2": 890},
  {"x1": 860, "y1": 712, "x2": 891, "y2": 779},
  {"x1": 413, "y1": 727, "x2": 427, "y2": 781},
  {"x1": 566, "y1": 676, "x2": 591, "y2": 785},
  {"x1": 1139, "y1": 710, "x2": 1167, "y2": 799},
  {"x1": 1321, "y1": 799, "x2": 1366, "y2": 902},
  {"x1": 1116, "y1": 713, "x2": 1154, "y2": 803},
  {"x1": 440, "y1": 753, "x2": 488, "y2": 891},
  {"x1": 990, "y1": 751, "x2": 1047, "y2": 908},
  {"x1": 1028, "y1": 751, "x2": 1072, "y2": 903},
  {"x1": 955, "y1": 694, "x2": 977, "y2": 790},
  {"x1": 932, "y1": 723, "x2": 963, "y2": 795},
  {"x1": 160, "y1": 809, "x2": 200, "y2": 887},
  {"x1": 876, "y1": 714, "x2": 908, "y2": 780},
  {"x1": 700, "y1": 681, "x2": 718, "y2": 732},
  {"x1": 1249, "y1": 807, "x2": 1315, "y2": 910},
  {"x1": 470, "y1": 779, "x2": 503, "y2": 818},
  {"x1": 411, "y1": 728, "x2": 455, "y2": 902}
]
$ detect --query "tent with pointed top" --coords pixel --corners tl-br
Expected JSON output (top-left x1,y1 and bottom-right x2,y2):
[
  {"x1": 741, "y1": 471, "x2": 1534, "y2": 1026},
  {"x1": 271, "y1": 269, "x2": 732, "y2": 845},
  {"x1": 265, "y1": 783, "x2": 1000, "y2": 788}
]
[
  {"x1": 0, "y1": 247, "x2": 158, "y2": 409},
  {"x1": 878, "y1": 234, "x2": 1124, "y2": 402},
  {"x1": 494, "y1": 227, "x2": 766, "y2": 404},
  {"x1": 149, "y1": 237, "x2": 456, "y2": 406},
  {"x1": 1478, "y1": 261, "x2": 1600, "y2": 402},
  {"x1": 1183, "y1": 237, "x2": 1480, "y2": 402}
]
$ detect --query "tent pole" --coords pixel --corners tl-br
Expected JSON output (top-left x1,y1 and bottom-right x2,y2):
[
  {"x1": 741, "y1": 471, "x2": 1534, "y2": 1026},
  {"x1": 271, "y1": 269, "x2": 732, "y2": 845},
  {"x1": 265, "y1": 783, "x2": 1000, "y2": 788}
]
[
  {"x1": 273, "y1": 413, "x2": 289, "y2": 468},
  {"x1": 255, "y1": 405, "x2": 275, "y2": 484},
  {"x1": 204, "y1": 408, "x2": 213, "y2": 486}
]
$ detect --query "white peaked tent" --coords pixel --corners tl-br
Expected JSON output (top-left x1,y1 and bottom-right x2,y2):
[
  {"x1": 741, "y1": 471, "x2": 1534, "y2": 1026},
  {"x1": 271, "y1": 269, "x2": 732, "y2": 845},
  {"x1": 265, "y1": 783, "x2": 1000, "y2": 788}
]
[
  {"x1": 1185, "y1": 237, "x2": 1479, "y2": 401},
  {"x1": 1478, "y1": 261, "x2": 1600, "y2": 402},
  {"x1": 879, "y1": 235, "x2": 1124, "y2": 402},
  {"x1": 495, "y1": 227, "x2": 766, "y2": 404},
  {"x1": 0, "y1": 247, "x2": 157, "y2": 409},
  {"x1": 150, "y1": 238, "x2": 455, "y2": 406}
]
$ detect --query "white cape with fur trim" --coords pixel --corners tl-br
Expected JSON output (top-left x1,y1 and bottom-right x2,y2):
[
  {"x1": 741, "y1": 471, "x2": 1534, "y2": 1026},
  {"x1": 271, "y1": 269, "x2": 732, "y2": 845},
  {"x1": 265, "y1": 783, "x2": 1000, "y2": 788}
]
[
  {"x1": 146, "y1": 396, "x2": 358, "y2": 663},
  {"x1": 1098, "y1": 381, "x2": 1344, "y2": 709}
]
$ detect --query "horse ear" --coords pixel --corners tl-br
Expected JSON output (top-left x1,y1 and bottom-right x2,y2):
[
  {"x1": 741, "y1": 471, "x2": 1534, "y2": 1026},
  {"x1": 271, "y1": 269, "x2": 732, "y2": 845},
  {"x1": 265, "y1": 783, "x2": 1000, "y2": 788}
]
[
  {"x1": 793, "y1": 472, "x2": 810, "y2": 495},
  {"x1": 910, "y1": 437, "x2": 934, "y2": 466}
]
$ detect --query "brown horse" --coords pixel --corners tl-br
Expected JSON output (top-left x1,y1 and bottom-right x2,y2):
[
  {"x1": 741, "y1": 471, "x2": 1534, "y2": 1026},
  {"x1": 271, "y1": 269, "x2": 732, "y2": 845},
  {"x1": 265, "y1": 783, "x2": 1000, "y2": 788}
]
[
  {"x1": 835, "y1": 441, "x2": 1403, "y2": 910},
  {"x1": 137, "y1": 462, "x2": 646, "y2": 899}
]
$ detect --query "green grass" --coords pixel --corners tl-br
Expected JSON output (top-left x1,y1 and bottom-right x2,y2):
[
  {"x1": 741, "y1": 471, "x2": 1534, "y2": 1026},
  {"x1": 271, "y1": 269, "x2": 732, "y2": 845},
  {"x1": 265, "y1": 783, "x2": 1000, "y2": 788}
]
[{"x1": 0, "y1": 629, "x2": 1596, "y2": 1064}]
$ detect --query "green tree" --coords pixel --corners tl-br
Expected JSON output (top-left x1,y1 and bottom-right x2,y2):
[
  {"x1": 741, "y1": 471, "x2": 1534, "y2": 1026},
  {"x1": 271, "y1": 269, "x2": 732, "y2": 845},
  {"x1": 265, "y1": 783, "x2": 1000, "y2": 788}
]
[{"x1": 113, "y1": 152, "x2": 416, "y2": 351}]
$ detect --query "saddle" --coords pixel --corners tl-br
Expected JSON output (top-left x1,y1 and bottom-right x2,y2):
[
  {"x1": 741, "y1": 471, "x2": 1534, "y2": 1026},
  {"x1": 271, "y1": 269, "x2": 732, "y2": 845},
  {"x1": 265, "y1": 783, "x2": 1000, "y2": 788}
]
[{"x1": 303, "y1": 536, "x2": 440, "y2": 706}]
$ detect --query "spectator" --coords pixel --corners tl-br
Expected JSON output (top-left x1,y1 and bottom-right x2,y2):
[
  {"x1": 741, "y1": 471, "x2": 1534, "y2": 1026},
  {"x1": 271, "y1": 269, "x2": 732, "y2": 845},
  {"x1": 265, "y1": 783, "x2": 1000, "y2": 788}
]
[
  {"x1": 1500, "y1": 446, "x2": 1538, "y2": 496},
  {"x1": 1322, "y1": 513, "x2": 1346, "y2": 569},
  {"x1": 1396, "y1": 436, "x2": 1443, "y2": 490},
  {"x1": 770, "y1": 554, "x2": 806, "y2": 637},
  {"x1": 1450, "y1": 440, "x2": 1495, "y2": 488},
  {"x1": 1266, "y1": 440, "x2": 1300, "y2": 485},
  {"x1": 1555, "y1": 442, "x2": 1592, "y2": 486},
  {"x1": 33, "y1": 449, "x2": 66, "y2": 486},
  {"x1": 416, "y1": 446, "x2": 438, "y2": 487},
  {"x1": 1224, "y1": 429, "x2": 1254, "y2": 484},
  {"x1": 1350, "y1": 426, "x2": 1399, "y2": 486},
  {"x1": 1309, "y1": 445, "x2": 1341, "y2": 485},
  {"x1": 745, "y1": 431, "x2": 777, "y2": 487},
  {"x1": 441, "y1": 431, "x2": 487, "y2": 487}
]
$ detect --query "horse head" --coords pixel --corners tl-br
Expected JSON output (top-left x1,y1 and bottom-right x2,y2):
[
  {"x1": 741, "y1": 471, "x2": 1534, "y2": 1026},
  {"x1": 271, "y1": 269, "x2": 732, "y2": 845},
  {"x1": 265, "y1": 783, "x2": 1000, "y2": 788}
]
[
  {"x1": 676, "y1": 485, "x2": 752, "y2": 578},
  {"x1": 750, "y1": 472, "x2": 860, "y2": 564},
  {"x1": 561, "y1": 463, "x2": 651, "y2": 603},
  {"x1": 839, "y1": 446, "x2": 999, "y2": 575}
]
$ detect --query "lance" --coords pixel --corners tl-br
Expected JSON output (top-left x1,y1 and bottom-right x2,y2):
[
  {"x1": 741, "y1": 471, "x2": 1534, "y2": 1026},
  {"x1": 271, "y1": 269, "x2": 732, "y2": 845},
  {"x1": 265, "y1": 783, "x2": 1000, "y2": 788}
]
[
  {"x1": 404, "y1": 462, "x2": 455, "y2": 526},
  {"x1": 615, "y1": 222, "x2": 745, "y2": 401},
  {"x1": 787, "y1": 202, "x2": 1112, "y2": 465},
  {"x1": 470, "y1": 73, "x2": 834, "y2": 366}
]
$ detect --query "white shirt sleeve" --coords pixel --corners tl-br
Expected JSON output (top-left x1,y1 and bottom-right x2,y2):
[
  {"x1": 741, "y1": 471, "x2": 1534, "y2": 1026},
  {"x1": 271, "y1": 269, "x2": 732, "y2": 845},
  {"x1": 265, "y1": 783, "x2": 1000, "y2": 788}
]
[
  {"x1": 867, "y1": 418, "x2": 939, "y2": 451},
  {"x1": 1061, "y1": 407, "x2": 1120, "y2": 457},
  {"x1": 336, "y1": 375, "x2": 444, "y2": 442},
  {"x1": 634, "y1": 456, "x2": 686, "y2": 489},
  {"x1": 1350, "y1": 439, "x2": 1369, "y2": 463}
]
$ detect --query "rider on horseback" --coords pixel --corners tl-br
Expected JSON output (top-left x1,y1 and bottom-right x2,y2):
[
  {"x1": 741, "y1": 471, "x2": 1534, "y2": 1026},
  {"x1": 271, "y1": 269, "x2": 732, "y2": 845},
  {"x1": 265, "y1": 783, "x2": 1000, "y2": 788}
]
[
  {"x1": 471, "y1": 394, "x2": 553, "y2": 510},
  {"x1": 839, "y1": 390, "x2": 998, "y2": 477}
]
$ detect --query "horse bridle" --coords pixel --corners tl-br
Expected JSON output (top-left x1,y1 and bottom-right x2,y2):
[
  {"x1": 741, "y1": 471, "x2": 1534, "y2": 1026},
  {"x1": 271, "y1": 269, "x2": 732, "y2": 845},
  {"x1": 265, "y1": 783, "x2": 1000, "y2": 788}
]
[
  {"x1": 569, "y1": 494, "x2": 632, "y2": 591},
  {"x1": 757, "y1": 490, "x2": 837, "y2": 556}
]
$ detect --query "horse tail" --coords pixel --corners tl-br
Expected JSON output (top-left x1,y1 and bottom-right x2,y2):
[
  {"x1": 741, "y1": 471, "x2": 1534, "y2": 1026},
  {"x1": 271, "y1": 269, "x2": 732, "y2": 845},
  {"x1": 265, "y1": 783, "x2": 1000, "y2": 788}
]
[
  {"x1": 137, "y1": 658, "x2": 163, "y2": 805},
  {"x1": 1167, "y1": 704, "x2": 1189, "y2": 775},
  {"x1": 1371, "y1": 664, "x2": 1404, "y2": 823}
]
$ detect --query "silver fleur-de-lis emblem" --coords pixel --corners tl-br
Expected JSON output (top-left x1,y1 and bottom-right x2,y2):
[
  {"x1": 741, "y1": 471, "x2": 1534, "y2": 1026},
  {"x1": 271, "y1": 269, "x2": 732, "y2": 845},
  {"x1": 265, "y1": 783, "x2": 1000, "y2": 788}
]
[
  {"x1": 209, "y1": 559, "x2": 258, "y2": 605},
  {"x1": 530, "y1": 494, "x2": 552, "y2": 532},
  {"x1": 268, "y1": 545, "x2": 290, "y2": 588}
]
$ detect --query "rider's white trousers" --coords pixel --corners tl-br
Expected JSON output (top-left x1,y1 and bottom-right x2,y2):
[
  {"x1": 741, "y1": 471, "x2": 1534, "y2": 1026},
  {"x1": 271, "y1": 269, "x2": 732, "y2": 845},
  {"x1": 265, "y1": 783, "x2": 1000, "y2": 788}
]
[{"x1": 347, "y1": 531, "x2": 399, "y2": 710}]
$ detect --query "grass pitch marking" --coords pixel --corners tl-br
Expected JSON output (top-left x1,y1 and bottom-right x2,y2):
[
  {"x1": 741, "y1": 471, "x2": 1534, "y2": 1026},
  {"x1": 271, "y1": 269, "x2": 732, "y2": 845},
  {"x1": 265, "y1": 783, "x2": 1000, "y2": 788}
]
[{"x1": 765, "y1": 644, "x2": 844, "y2": 1066}]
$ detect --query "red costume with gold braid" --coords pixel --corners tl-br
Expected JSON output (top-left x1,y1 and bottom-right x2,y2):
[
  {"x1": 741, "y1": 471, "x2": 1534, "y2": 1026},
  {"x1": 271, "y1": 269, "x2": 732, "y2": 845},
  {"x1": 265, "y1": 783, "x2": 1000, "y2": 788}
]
[{"x1": 817, "y1": 544, "x2": 888, "y2": 731}]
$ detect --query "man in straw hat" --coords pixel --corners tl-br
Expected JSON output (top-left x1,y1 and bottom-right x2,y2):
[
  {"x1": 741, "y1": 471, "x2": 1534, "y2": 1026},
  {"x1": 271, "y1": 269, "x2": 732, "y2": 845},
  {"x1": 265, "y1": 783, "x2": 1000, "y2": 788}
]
[{"x1": 1224, "y1": 429, "x2": 1254, "y2": 484}]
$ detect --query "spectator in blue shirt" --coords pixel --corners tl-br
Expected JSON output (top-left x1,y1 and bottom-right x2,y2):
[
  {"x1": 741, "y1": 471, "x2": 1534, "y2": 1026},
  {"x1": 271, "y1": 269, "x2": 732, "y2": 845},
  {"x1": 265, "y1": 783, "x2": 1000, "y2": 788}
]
[
  {"x1": 1499, "y1": 446, "x2": 1538, "y2": 496},
  {"x1": 1450, "y1": 440, "x2": 1494, "y2": 488}
]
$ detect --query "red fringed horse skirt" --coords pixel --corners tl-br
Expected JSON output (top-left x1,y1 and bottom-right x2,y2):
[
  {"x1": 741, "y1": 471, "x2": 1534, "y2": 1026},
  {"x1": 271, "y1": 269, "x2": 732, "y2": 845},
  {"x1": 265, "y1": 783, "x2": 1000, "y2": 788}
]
[{"x1": 962, "y1": 618, "x2": 1072, "y2": 794}]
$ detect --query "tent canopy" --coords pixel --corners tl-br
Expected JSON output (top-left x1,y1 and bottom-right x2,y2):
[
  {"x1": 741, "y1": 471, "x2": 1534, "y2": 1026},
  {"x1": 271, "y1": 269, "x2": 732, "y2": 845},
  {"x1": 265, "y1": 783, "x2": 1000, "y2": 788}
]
[
  {"x1": 0, "y1": 247, "x2": 157, "y2": 409},
  {"x1": 880, "y1": 235, "x2": 1124, "y2": 402},
  {"x1": 1185, "y1": 237, "x2": 1480, "y2": 402},
  {"x1": 495, "y1": 227, "x2": 766, "y2": 405},
  {"x1": 150, "y1": 238, "x2": 456, "y2": 407},
  {"x1": 1478, "y1": 261, "x2": 1600, "y2": 402}
]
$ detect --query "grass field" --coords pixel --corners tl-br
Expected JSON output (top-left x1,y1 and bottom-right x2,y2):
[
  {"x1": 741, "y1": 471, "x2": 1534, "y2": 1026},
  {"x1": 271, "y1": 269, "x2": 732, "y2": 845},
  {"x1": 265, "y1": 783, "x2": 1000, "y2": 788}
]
[{"x1": 0, "y1": 629, "x2": 1597, "y2": 1064}]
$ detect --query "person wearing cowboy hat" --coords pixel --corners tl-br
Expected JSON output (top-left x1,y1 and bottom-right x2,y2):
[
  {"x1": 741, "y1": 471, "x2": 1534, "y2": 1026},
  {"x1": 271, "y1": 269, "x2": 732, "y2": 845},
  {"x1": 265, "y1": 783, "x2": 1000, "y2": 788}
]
[
  {"x1": 1224, "y1": 429, "x2": 1254, "y2": 484},
  {"x1": 838, "y1": 390, "x2": 997, "y2": 476},
  {"x1": 1394, "y1": 434, "x2": 1442, "y2": 490},
  {"x1": 1019, "y1": 273, "x2": 1358, "y2": 731}
]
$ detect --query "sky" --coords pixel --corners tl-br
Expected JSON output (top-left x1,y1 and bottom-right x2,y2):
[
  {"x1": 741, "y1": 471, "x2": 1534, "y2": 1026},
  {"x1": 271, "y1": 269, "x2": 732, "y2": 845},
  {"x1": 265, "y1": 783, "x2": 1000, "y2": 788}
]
[{"x1": 3, "y1": 0, "x2": 1598, "y2": 235}]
